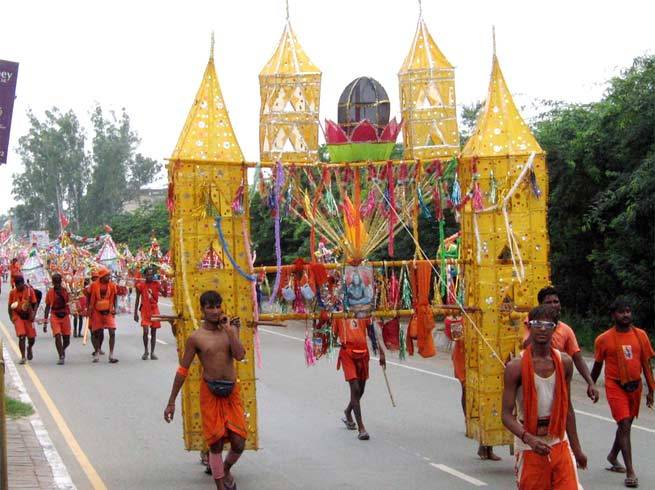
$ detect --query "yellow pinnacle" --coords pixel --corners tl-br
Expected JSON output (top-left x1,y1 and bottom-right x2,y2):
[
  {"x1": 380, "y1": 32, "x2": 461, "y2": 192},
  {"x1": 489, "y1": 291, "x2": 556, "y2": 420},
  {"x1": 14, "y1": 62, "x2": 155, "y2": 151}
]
[
  {"x1": 462, "y1": 51, "x2": 542, "y2": 157},
  {"x1": 171, "y1": 54, "x2": 244, "y2": 162},
  {"x1": 399, "y1": 17, "x2": 452, "y2": 74},
  {"x1": 260, "y1": 20, "x2": 320, "y2": 76}
]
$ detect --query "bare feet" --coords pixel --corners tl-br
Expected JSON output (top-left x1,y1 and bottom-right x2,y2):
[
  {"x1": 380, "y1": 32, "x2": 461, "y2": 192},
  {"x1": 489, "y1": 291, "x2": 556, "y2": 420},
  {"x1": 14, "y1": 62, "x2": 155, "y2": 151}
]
[
  {"x1": 150, "y1": 353, "x2": 158, "y2": 360},
  {"x1": 606, "y1": 456, "x2": 627, "y2": 473},
  {"x1": 19, "y1": 358, "x2": 26, "y2": 365},
  {"x1": 27, "y1": 345, "x2": 33, "y2": 360},
  {"x1": 358, "y1": 430, "x2": 370, "y2": 440},
  {"x1": 142, "y1": 352, "x2": 149, "y2": 360}
]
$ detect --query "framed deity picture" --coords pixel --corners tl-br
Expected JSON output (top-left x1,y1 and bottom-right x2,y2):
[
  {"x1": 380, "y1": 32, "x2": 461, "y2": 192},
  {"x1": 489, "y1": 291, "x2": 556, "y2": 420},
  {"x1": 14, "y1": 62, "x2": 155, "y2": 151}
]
[{"x1": 343, "y1": 265, "x2": 375, "y2": 315}]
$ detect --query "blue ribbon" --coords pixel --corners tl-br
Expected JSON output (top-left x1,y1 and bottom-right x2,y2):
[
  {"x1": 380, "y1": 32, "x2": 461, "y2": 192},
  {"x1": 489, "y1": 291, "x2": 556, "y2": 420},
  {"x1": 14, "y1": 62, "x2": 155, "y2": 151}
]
[{"x1": 214, "y1": 216, "x2": 256, "y2": 282}]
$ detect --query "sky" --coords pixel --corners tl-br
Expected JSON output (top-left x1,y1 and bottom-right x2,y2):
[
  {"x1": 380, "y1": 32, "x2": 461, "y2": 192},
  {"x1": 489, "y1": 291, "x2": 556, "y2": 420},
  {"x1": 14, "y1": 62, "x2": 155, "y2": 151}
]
[{"x1": 1, "y1": 0, "x2": 653, "y2": 215}]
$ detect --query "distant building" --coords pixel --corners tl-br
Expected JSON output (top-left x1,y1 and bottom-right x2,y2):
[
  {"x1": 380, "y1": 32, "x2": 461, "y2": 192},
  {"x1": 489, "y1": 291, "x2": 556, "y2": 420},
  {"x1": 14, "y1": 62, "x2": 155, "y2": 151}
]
[{"x1": 122, "y1": 188, "x2": 167, "y2": 213}]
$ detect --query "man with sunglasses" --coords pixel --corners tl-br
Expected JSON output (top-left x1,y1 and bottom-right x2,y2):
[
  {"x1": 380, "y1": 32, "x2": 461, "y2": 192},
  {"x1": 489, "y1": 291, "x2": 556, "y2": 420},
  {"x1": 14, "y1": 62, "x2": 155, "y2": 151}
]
[
  {"x1": 164, "y1": 290, "x2": 247, "y2": 490},
  {"x1": 525, "y1": 286, "x2": 599, "y2": 403},
  {"x1": 503, "y1": 305, "x2": 586, "y2": 489},
  {"x1": 591, "y1": 298, "x2": 654, "y2": 488}
]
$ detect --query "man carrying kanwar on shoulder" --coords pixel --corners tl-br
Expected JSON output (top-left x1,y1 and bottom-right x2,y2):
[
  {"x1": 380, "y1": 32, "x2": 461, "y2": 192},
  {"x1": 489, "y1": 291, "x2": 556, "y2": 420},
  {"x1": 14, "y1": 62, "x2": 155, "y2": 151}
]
[
  {"x1": 333, "y1": 317, "x2": 386, "y2": 441},
  {"x1": 44, "y1": 273, "x2": 72, "y2": 365},
  {"x1": 8, "y1": 276, "x2": 38, "y2": 364},
  {"x1": 524, "y1": 287, "x2": 600, "y2": 403},
  {"x1": 164, "y1": 291, "x2": 248, "y2": 490},
  {"x1": 591, "y1": 297, "x2": 654, "y2": 488},
  {"x1": 502, "y1": 305, "x2": 587, "y2": 490},
  {"x1": 134, "y1": 266, "x2": 161, "y2": 360},
  {"x1": 88, "y1": 267, "x2": 119, "y2": 364}
]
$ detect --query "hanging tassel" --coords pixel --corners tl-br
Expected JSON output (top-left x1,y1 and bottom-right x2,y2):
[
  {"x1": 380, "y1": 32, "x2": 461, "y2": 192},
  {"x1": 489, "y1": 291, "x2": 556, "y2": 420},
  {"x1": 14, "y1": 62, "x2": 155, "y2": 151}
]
[
  {"x1": 387, "y1": 161, "x2": 396, "y2": 257},
  {"x1": 368, "y1": 164, "x2": 378, "y2": 183},
  {"x1": 529, "y1": 169, "x2": 542, "y2": 198},
  {"x1": 418, "y1": 187, "x2": 432, "y2": 219},
  {"x1": 398, "y1": 163, "x2": 409, "y2": 185},
  {"x1": 367, "y1": 322, "x2": 379, "y2": 356},
  {"x1": 433, "y1": 182, "x2": 444, "y2": 221},
  {"x1": 489, "y1": 170, "x2": 498, "y2": 205},
  {"x1": 304, "y1": 334, "x2": 316, "y2": 367},
  {"x1": 472, "y1": 182, "x2": 484, "y2": 212},
  {"x1": 451, "y1": 173, "x2": 461, "y2": 207},
  {"x1": 267, "y1": 161, "x2": 285, "y2": 306},
  {"x1": 231, "y1": 183, "x2": 245, "y2": 215},
  {"x1": 401, "y1": 267, "x2": 412, "y2": 310},
  {"x1": 389, "y1": 269, "x2": 400, "y2": 309},
  {"x1": 438, "y1": 219, "x2": 447, "y2": 298},
  {"x1": 360, "y1": 189, "x2": 377, "y2": 218},
  {"x1": 324, "y1": 187, "x2": 339, "y2": 216},
  {"x1": 399, "y1": 326, "x2": 407, "y2": 361}
]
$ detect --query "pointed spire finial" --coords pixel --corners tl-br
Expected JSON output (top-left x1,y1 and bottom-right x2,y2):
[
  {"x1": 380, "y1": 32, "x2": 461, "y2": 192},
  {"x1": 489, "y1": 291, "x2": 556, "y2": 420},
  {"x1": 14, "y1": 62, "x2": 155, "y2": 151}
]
[
  {"x1": 210, "y1": 31, "x2": 215, "y2": 61},
  {"x1": 285, "y1": 0, "x2": 290, "y2": 22},
  {"x1": 418, "y1": 0, "x2": 423, "y2": 19},
  {"x1": 492, "y1": 25, "x2": 496, "y2": 56}
]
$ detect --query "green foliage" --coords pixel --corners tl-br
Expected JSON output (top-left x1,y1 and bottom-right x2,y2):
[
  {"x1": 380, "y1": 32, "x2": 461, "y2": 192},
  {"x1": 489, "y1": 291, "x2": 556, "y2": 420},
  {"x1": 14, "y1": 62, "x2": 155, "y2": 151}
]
[
  {"x1": 535, "y1": 55, "x2": 655, "y2": 346},
  {"x1": 83, "y1": 202, "x2": 169, "y2": 253},
  {"x1": 5, "y1": 395, "x2": 34, "y2": 418},
  {"x1": 12, "y1": 109, "x2": 89, "y2": 233},
  {"x1": 11, "y1": 105, "x2": 161, "y2": 237}
]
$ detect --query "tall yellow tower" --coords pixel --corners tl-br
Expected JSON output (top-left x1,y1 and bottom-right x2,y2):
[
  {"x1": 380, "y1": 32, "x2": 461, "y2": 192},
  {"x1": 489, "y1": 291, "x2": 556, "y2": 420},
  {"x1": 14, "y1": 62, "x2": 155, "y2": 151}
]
[
  {"x1": 459, "y1": 39, "x2": 549, "y2": 446},
  {"x1": 259, "y1": 17, "x2": 321, "y2": 162},
  {"x1": 399, "y1": 14, "x2": 459, "y2": 160},
  {"x1": 168, "y1": 41, "x2": 258, "y2": 450}
]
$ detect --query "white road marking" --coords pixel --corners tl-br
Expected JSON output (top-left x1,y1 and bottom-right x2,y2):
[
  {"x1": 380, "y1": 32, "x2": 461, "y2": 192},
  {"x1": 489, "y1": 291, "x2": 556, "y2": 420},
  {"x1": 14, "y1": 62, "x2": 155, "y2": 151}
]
[
  {"x1": 575, "y1": 409, "x2": 655, "y2": 434},
  {"x1": 260, "y1": 328, "x2": 655, "y2": 434},
  {"x1": 430, "y1": 463, "x2": 487, "y2": 486},
  {"x1": 156, "y1": 339, "x2": 168, "y2": 345}
]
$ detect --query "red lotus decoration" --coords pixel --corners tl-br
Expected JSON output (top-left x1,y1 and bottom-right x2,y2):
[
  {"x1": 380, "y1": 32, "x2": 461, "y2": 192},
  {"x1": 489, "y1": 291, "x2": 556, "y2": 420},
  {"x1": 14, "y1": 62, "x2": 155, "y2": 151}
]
[{"x1": 325, "y1": 118, "x2": 402, "y2": 162}]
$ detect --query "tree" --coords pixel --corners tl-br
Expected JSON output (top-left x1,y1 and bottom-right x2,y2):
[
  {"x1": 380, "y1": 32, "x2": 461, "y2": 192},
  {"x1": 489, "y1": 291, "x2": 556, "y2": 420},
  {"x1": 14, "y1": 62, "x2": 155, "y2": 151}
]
[
  {"x1": 12, "y1": 108, "x2": 89, "y2": 234},
  {"x1": 459, "y1": 101, "x2": 483, "y2": 147},
  {"x1": 535, "y1": 55, "x2": 655, "y2": 339},
  {"x1": 84, "y1": 106, "x2": 161, "y2": 226}
]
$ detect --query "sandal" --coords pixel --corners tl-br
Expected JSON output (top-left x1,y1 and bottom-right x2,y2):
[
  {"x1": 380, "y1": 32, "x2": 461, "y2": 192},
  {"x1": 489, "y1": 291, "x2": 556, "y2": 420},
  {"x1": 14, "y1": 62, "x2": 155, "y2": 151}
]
[
  {"x1": 109, "y1": 358, "x2": 119, "y2": 364},
  {"x1": 142, "y1": 353, "x2": 149, "y2": 360},
  {"x1": 606, "y1": 464, "x2": 627, "y2": 474},
  {"x1": 625, "y1": 477, "x2": 639, "y2": 488},
  {"x1": 341, "y1": 418, "x2": 356, "y2": 430},
  {"x1": 150, "y1": 354, "x2": 158, "y2": 360},
  {"x1": 358, "y1": 431, "x2": 370, "y2": 441}
]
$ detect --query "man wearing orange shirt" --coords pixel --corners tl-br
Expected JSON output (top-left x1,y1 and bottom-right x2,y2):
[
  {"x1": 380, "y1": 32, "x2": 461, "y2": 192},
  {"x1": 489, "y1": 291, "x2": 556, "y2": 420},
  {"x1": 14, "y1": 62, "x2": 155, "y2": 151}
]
[
  {"x1": 525, "y1": 287, "x2": 600, "y2": 403},
  {"x1": 44, "y1": 273, "x2": 71, "y2": 365},
  {"x1": 134, "y1": 267, "x2": 161, "y2": 360},
  {"x1": 591, "y1": 298, "x2": 654, "y2": 488},
  {"x1": 333, "y1": 317, "x2": 385, "y2": 441},
  {"x1": 8, "y1": 276, "x2": 38, "y2": 364},
  {"x1": 88, "y1": 268, "x2": 119, "y2": 364}
]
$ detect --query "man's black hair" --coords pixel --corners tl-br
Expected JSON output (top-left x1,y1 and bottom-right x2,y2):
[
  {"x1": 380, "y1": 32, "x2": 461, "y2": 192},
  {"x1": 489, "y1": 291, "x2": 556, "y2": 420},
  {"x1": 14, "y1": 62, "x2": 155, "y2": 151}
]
[
  {"x1": 609, "y1": 296, "x2": 631, "y2": 314},
  {"x1": 51, "y1": 273, "x2": 62, "y2": 282},
  {"x1": 14, "y1": 276, "x2": 25, "y2": 286},
  {"x1": 200, "y1": 290, "x2": 222, "y2": 308},
  {"x1": 537, "y1": 286, "x2": 559, "y2": 304},
  {"x1": 528, "y1": 304, "x2": 558, "y2": 322}
]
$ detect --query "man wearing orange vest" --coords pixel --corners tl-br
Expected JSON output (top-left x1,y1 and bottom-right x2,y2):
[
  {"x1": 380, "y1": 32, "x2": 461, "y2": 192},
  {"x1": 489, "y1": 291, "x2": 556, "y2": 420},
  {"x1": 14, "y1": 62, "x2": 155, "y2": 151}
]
[
  {"x1": 88, "y1": 267, "x2": 119, "y2": 363},
  {"x1": 134, "y1": 267, "x2": 161, "y2": 360},
  {"x1": 591, "y1": 297, "x2": 654, "y2": 488},
  {"x1": 502, "y1": 305, "x2": 587, "y2": 489},
  {"x1": 44, "y1": 273, "x2": 72, "y2": 365},
  {"x1": 333, "y1": 317, "x2": 386, "y2": 441},
  {"x1": 8, "y1": 276, "x2": 38, "y2": 364}
]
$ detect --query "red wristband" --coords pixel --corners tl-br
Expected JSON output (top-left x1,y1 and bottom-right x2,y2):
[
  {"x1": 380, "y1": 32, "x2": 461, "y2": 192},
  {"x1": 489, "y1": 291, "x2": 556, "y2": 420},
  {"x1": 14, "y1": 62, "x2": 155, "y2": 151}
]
[{"x1": 176, "y1": 366, "x2": 189, "y2": 377}]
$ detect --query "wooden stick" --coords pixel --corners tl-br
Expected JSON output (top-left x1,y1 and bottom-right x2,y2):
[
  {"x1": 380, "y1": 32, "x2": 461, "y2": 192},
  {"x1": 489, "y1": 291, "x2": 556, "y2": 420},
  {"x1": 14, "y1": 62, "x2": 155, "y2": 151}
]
[
  {"x1": 82, "y1": 317, "x2": 89, "y2": 345},
  {"x1": 382, "y1": 366, "x2": 396, "y2": 407}
]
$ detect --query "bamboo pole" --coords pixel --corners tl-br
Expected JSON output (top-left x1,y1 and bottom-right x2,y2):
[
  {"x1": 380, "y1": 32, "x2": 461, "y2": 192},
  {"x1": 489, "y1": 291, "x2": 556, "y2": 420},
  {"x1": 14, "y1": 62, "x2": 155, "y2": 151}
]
[
  {"x1": 165, "y1": 157, "x2": 465, "y2": 169},
  {"x1": 253, "y1": 259, "x2": 461, "y2": 274},
  {"x1": 258, "y1": 305, "x2": 479, "y2": 322}
]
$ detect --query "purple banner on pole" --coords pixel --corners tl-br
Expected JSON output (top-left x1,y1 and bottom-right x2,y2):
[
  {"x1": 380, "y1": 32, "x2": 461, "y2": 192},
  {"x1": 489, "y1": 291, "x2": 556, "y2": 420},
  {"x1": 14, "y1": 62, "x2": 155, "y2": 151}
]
[{"x1": 0, "y1": 60, "x2": 19, "y2": 164}]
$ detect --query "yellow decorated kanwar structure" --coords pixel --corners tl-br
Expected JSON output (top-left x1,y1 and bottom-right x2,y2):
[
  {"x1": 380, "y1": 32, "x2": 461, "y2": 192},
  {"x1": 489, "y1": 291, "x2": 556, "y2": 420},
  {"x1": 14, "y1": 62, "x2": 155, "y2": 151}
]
[
  {"x1": 459, "y1": 42, "x2": 549, "y2": 446},
  {"x1": 168, "y1": 12, "x2": 550, "y2": 452},
  {"x1": 168, "y1": 43, "x2": 258, "y2": 450}
]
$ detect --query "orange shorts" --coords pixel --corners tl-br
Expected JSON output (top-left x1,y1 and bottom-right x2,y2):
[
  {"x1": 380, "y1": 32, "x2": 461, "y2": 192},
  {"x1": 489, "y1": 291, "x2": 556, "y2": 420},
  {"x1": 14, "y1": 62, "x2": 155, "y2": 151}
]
[
  {"x1": 141, "y1": 305, "x2": 161, "y2": 328},
  {"x1": 50, "y1": 315, "x2": 71, "y2": 336},
  {"x1": 90, "y1": 310, "x2": 116, "y2": 331},
  {"x1": 516, "y1": 440, "x2": 579, "y2": 490},
  {"x1": 338, "y1": 348, "x2": 369, "y2": 382},
  {"x1": 606, "y1": 378, "x2": 642, "y2": 421},
  {"x1": 13, "y1": 317, "x2": 36, "y2": 339}
]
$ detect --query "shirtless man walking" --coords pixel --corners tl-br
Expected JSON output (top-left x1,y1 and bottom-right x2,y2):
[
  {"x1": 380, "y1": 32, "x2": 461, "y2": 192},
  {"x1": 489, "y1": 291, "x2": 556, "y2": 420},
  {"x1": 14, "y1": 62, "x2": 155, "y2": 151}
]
[{"x1": 164, "y1": 291, "x2": 247, "y2": 490}]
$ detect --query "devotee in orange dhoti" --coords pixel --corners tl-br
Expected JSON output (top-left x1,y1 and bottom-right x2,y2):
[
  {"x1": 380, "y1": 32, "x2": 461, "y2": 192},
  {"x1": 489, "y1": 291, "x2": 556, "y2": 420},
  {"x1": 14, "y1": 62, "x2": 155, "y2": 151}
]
[
  {"x1": 88, "y1": 267, "x2": 119, "y2": 364},
  {"x1": 165, "y1": 291, "x2": 247, "y2": 490},
  {"x1": 44, "y1": 273, "x2": 72, "y2": 365},
  {"x1": 591, "y1": 297, "x2": 654, "y2": 488},
  {"x1": 134, "y1": 266, "x2": 161, "y2": 360},
  {"x1": 8, "y1": 276, "x2": 37, "y2": 364},
  {"x1": 502, "y1": 305, "x2": 587, "y2": 490}
]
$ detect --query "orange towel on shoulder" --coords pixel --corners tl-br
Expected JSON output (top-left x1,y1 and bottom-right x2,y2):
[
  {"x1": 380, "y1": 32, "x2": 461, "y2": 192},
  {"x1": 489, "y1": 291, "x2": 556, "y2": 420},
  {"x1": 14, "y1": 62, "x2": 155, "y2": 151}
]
[
  {"x1": 521, "y1": 346, "x2": 568, "y2": 439},
  {"x1": 200, "y1": 380, "x2": 248, "y2": 446}
]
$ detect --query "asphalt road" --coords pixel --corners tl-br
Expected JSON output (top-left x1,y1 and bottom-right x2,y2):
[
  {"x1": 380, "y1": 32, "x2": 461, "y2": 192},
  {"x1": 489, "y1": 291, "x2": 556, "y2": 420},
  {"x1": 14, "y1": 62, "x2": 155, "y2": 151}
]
[{"x1": 1, "y1": 288, "x2": 654, "y2": 490}]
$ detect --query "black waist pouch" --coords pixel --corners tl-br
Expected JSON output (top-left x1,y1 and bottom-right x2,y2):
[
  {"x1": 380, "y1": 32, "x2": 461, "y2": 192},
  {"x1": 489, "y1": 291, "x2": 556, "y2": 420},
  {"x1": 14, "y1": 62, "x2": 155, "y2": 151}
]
[{"x1": 206, "y1": 379, "x2": 235, "y2": 398}]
